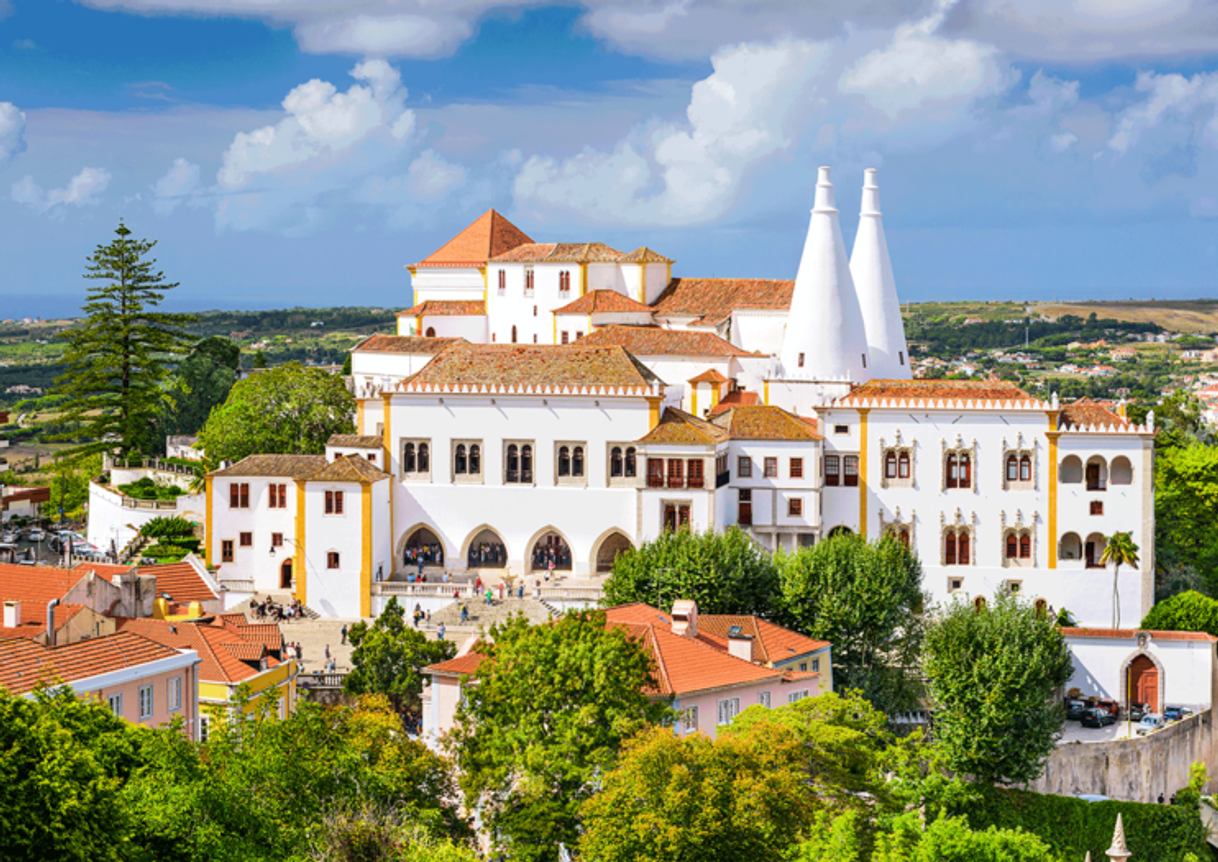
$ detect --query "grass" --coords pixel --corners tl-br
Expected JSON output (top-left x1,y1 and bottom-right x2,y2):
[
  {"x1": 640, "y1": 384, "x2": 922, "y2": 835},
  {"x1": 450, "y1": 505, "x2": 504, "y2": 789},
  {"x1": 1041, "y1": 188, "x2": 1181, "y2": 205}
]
[{"x1": 1032, "y1": 300, "x2": 1218, "y2": 334}]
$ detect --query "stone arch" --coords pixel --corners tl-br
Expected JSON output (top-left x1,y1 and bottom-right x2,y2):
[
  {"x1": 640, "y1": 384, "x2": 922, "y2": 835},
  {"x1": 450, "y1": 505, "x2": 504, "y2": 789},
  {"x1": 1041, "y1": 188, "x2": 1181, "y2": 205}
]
[
  {"x1": 460, "y1": 524, "x2": 510, "y2": 570},
  {"x1": 827, "y1": 525, "x2": 853, "y2": 538},
  {"x1": 524, "y1": 524, "x2": 575, "y2": 572},
  {"x1": 1085, "y1": 455, "x2": 1109, "y2": 490},
  {"x1": 1111, "y1": 455, "x2": 1133, "y2": 485},
  {"x1": 591, "y1": 528, "x2": 634, "y2": 574},
  {"x1": 1119, "y1": 644, "x2": 1165, "y2": 714},
  {"x1": 396, "y1": 523, "x2": 448, "y2": 569},
  {"x1": 1059, "y1": 532, "x2": 1082, "y2": 562},
  {"x1": 425, "y1": 326, "x2": 436, "y2": 338},
  {"x1": 1085, "y1": 532, "x2": 1107, "y2": 568},
  {"x1": 1033, "y1": 597, "x2": 1049, "y2": 618},
  {"x1": 1060, "y1": 455, "x2": 1083, "y2": 484}
]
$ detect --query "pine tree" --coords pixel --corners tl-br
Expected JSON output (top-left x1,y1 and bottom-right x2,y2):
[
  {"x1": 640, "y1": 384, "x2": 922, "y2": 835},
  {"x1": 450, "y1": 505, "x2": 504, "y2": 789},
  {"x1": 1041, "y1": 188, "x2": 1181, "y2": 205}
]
[{"x1": 49, "y1": 222, "x2": 195, "y2": 460}]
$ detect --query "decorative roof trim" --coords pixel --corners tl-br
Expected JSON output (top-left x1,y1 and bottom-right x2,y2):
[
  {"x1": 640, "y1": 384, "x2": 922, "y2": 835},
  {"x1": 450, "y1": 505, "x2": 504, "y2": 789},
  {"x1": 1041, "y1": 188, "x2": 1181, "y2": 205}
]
[{"x1": 391, "y1": 381, "x2": 661, "y2": 397}]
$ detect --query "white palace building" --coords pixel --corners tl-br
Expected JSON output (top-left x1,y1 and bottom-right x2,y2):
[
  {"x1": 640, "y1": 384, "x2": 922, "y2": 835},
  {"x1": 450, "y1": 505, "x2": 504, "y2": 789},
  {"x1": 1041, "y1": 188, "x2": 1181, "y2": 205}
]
[{"x1": 201, "y1": 168, "x2": 1155, "y2": 627}]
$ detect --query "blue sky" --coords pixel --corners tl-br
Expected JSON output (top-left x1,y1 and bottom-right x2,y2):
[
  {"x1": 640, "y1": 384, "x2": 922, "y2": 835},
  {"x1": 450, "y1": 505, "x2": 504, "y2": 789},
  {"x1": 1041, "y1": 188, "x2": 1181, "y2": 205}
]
[{"x1": 3, "y1": 0, "x2": 1218, "y2": 317}]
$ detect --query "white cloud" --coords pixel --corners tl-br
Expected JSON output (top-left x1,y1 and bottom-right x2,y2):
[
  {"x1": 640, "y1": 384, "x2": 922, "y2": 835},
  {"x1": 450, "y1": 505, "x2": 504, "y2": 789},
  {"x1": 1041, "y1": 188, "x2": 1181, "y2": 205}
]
[
  {"x1": 12, "y1": 166, "x2": 112, "y2": 215},
  {"x1": 1048, "y1": 130, "x2": 1079, "y2": 153},
  {"x1": 1105, "y1": 71, "x2": 1218, "y2": 157},
  {"x1": 151, "y1": 157, "x2": 201, "y2": 216},
  {"x1": 514, "y1": 40, "x2": 831, "y2": 226},
  {"x1": 0, "y1": 102, "x2": 27, "y2": 164}
]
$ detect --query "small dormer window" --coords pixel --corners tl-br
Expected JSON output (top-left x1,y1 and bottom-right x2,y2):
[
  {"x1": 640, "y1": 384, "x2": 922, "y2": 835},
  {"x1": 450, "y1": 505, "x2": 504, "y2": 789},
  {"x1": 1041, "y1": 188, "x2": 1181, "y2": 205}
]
[{"x1": 798, "y1": 353, "x2": 805, "y2": 368}]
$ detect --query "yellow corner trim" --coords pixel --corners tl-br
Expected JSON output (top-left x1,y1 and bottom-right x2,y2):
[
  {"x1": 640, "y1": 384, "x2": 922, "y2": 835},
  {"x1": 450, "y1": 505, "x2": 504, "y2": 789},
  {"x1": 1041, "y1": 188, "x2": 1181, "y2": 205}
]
[
  {"x1": 648, "y1": 397, "x2": 661, "y2": 429},
  {"x1": 858, "y1": 409, "x2": 870, "y2": 537},
  {"x1": 295, "y1": 482, "x2": 307, "y2": 605},
  {"x1": 361, "y1": 484, "x2": 373, "y2": 619},
  {"x1": 1047, "y1": 427, "x2": 1060, "y2": 569},
  {"x1": 356, "y1": 400, "x2": 365, "y2": 435},
  {"x1": 763, "y1": 379, "x2": 770, "y2": 406},
  {"x1": 691, "y1": 386, "x2": 698, "y2": 416}
]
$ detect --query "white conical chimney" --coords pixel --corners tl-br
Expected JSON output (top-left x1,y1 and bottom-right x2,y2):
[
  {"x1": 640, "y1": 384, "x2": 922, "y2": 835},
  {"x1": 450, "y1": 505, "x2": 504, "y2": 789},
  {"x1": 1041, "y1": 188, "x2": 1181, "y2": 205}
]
[
  {"x1": 779, "y1": 167, "x2": 870, "y2": 382},
  {"x1": 850, "y1": 168, "x2": 911, "y2": 380}
]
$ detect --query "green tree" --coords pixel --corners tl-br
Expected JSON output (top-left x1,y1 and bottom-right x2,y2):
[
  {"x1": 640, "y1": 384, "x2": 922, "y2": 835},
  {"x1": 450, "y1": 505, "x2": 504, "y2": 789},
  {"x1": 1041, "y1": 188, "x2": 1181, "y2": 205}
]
[
  {"x1": 1141, "y1": 591, "x2": 1218, "y2": 636},
  {"x1": 48, "y1": 223, "x2": 195, "y2": 460},
  {"x1": 0, "y1": 686, "x2": 144, "y2": 862},
  {"x1": 447, "y1": 610, "x2": 670, "y2": 862},
  {"x1": 922, "y1": 596, "x2": 1073, "y2": 785},
  {"x1": 252, "y1": 350, "x2": 268, "y2": 369},
  {"x1": 1153, "y1": 444, "x2": 1218, "y2": 595},
  {"x1": 776, "y1": 534, "x2": 926, "y2": 715},
  {"x1": 197, "y1": 362, "x2": 354, "y2": 464},
  {"x1": 344, "y1": 597, "x2": 456, "y2": 716},
  {"x1": 48, "y1": 453, "x2": 102, "y2": 522},
  {"x1": 341, "y1": 352, "x2": 353, "y2": 376},
  {"x1": 602, "y1": 528, "x2": 779, "y2": 615},
  {"x1": 156, "y1": 339, "x2": 240, "y2": 441},
  {"x1": 1100, "y1": 532, "x2": 1140, "y2": 628},
  {"x1": 873, "y1": 813, "x2": 1056, "y2": 862}
]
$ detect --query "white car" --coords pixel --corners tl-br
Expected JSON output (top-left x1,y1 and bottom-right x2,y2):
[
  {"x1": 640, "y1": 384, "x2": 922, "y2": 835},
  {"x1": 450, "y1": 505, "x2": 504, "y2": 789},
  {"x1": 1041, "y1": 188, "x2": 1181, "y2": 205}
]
[
  {"x1": 0, "y1": 531, "x2": 17, "y2": 544},
  {"x1": 27, "y1": 528, "x2": 45, "y2": 542},
  {"x1": 1135, "y1": 714, "x2": 1165, "y2": 736}
]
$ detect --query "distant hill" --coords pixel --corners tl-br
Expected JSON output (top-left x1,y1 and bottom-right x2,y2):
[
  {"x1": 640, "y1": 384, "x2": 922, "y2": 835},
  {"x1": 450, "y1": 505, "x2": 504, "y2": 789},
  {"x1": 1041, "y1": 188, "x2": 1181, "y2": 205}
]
[{"x1": 1031, "y1": 300, "x2": 1218, "y2": 334}]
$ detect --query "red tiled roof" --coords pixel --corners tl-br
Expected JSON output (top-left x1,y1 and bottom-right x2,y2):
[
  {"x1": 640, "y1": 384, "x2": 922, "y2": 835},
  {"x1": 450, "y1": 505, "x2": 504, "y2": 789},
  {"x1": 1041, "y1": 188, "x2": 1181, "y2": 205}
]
[
  {"x1": 651, "y1": 278, "x2": 794, "y2": 325},
  {"x1": 637, "y1": 407, "x2": 730, "y2": 445},
  {"x1": 426, "y1": 650, "x2": 488, "y2": 677},
  {"x1": 697, "y1": 615, "x2": 830, "y2": 664},
  {"x1": 0, "y1": 631, "x2": 181, "y2": 695},
  {"x1": 620, "y1": 247, "x2": 673, "y2": 264},
  {"x1": 553, "y1": 290, "x2": 653, "y2": 315},
  {"x1": 578, "y1": 325, "x2": 754, "y2": 357},
  {"x1": 711, "y1": 406, "x2": 822, "y2": 441},
  {"x1": 1059, "y1": 627, "x2": 1218, "y2": 642},
  {"x1": 353, "y1": 334, "x2": 465, "y2": 354},
  {"x1": 398, "y1": 342, "x2": 659, "y2": 392},
  {"x1": 709, "y1": 389, "x2": 760, "y2": 416},
  {"x1": 138, "y1": 561, "x2": 219, "y2": 604},
  {"x1": 400, "y1": 300, "x2": 486, "y2": 317},
  {"x1": 688, "y1": 369, "x2": 729, "y2": 385},
  {"x1": 211, "y1": 454, "x2": 327, "y2": 479},
  {"x1": 838, "y1": 379, "x2": 1035, "y2": 404},
  {"x1": 1060, "y1": 397, "x2": 1130, "y2": 430},
  {"x1": 414, "y1": 209, "x2": 532, "y2": 268},
  {"x1": 327, "y1": 434, "x2": 383, "y2": 449},
  {"x1": 491, "y1": 242, "x2": 624, "y2": 263},
  {"x1": 0, "y1": 565, "x2": 90, "y2": 627},
  {"x1": 113, "y1": 617, "x2": 270, "y2": 685},
  {"x1": 303, "y1": 455, "x2": 390, "y2": 484}
]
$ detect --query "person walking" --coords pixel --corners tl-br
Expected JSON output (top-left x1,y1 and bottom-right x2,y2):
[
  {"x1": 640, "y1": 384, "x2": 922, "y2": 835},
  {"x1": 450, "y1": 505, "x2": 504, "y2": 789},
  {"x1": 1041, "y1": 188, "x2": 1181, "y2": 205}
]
[
  {"x1": 518, "y1": 582, "x2": 524, "y2": 600},
  {"x1": 437, "y1": 622, "x2": 446, "y2": 640},
  {"x1": 460, "y1": 604, "x2": 469, "y2": 624},
  {"x1": 325, "y1": 644, "x2": 331, "y2": 661},
  {"x1": 340, "y1": 624, "x2": 348, "y2": 645},
  {"x1": 486, "y1": 587, "x2": 493, "y2": 606}
]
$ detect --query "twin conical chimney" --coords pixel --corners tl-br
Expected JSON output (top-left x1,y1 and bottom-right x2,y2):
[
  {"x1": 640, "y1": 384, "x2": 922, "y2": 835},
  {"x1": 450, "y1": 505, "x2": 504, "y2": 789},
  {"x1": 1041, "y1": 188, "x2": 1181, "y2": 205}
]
[
  {"x1": 850, "y1": 168, "x2": 911, "y2": 380},
  {"x1": 778, "y1": 167, "x2": 871, "y2": 382}
]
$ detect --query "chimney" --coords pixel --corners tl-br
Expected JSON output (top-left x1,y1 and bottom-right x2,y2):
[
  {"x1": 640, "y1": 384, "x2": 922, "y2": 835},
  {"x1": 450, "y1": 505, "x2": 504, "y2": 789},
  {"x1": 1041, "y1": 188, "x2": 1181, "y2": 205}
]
[
  {"x1": 3, "y1": 600, "x2": 20, "y2": 628},
  {"x1": 850, "y1": 167, "x2": 911, "y2": 381},
  {"x1": 726, "y1": 625, "x2": 754, "y2": 663},
  {"x1": 46, "y1": 598, "x2": 59, "y2": 647},
  {"x1": 670, "y1": 600, "x2": 698, "y2": 639}
]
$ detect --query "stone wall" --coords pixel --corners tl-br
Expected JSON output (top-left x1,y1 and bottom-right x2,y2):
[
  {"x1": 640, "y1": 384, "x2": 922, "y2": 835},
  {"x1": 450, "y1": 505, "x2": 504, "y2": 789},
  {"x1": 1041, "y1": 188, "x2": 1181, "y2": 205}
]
[{"x1": 1030, "y1": 708, "x2": 1217, "y2": 802}]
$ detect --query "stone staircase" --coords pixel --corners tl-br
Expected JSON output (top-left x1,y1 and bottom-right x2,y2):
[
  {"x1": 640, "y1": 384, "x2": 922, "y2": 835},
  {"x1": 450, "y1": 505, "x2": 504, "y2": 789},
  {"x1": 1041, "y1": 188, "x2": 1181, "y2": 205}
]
[{"x1": 426, "y1": 596, "x2": 557, "y2": 633}]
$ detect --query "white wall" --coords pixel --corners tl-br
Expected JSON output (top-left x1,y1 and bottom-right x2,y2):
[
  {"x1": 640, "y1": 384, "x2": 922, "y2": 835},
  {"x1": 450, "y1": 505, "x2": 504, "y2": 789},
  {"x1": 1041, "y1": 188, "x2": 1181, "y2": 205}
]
[
  {"x1": 415, "y1": 316, "x2": 487, "y2": 342},
  {"x1": 303, "y1": 480, "x2": 368, "y2": 619},
  {"x1": 731, "y1": 310, "x2": 787, "y2": 356},
  {"x1": 410, "y1": 267, "x2": 485, "y2": 300},
  {"x1": 1066, "y1": 634, "x2": 1216, "y2": 711},
  {"x1": 88, "y1": 481, "x2": 205, "y2": 555},
  {"x1": 208, "y1": 475, "x2": 299, "y2": 593}
]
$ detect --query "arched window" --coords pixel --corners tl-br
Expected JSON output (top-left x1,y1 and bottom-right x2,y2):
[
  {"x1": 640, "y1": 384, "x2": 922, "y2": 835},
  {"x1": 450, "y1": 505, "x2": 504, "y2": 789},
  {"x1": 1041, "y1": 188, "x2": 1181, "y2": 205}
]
[
  {"x1": 418, "y1": 443, "x2": 430, "y2": 472},
  {"x1": 625, "y1": 447, "x2": 637, "y2": 478},
  {"x1": 573, "y1": 446, "x2": 585, "y2": 477},
  {"x1": 498, "y1": 270, "x2": 506, "y2": 292},
  {"x1": 959, "y1": 454, "x2": 971, "y2": 488},
  {"x1": 403, "y1": 443, "x2": 416, "y2": 473},
  {"x1": 885, "y1": 451, "x2": 897, "y2": 479},
  {"x1": 959, "y1": 532, "x2": 970, "y2": 564},
  {"x1": 455, "y1": 444, "x2": 467, "y2": 474},
  {"x1": 1019, "y1": 533, "x2": 1031, "y2": 558},
  {"x1": 1111, "y1": 456, "x2": 1133, "y2": 485},
  {"x1": 1034, "y1": 598, "x2": 1048, "y2": 617},
  {"x1": 558, "y1": 446, "x2": 571, "y2": 477},
  {"x1": 974, "y1": 596, "x2": 986, "y2": 612},
  {"x1": 506, "y1": 445, "x2": 519, "y2": 483},
  {"x1": 946, "y1": 453, "x2": 958, "y2": 488},
  {"x1": 511, "y1": 325, "x2": 518, "y2": 344},
  {"x1": 425, "y1": 327, "x2": 436, "y2": 338},
  {"x1": 897, "y1": 528, "x2": 910, "y2": 548},
  {"x1": 898, "y1": 451, "x2": 910, "y2": 479},
  {"x1": 469, "y1": 444, "x2": 481, "y2": 475},
  {"x1": 1006, "y1": 534, "x2": 1018, "y2": 558},
  {"x1": 522, "y1": 445, "x2": 533, "y2": 483},
  {"x1": 1020, "y1": 455, "x2": 1032, "y2": 482},
  {"x1": 945, "y1": 532, "x2": 957, "y2": 565},
  {"x1": 1006, "y1": 455, "x2": 1019, "y2": 482},
  {"x1": 610, "y1": 446, "x2": 623, "y2": 477}
]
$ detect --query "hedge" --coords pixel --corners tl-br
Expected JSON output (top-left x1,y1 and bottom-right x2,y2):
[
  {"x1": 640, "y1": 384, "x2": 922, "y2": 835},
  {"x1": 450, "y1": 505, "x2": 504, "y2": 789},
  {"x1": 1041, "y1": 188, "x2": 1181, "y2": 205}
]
[
  {"x1": 1140, "y1": 591, "x2": 1218, "y2": 638},
  {"x1": 139, "y1": 516, "x2": 196, "y2": 539},
  {"x1": 953, "y1": 787, "x2": 1209, "y2": 862}
]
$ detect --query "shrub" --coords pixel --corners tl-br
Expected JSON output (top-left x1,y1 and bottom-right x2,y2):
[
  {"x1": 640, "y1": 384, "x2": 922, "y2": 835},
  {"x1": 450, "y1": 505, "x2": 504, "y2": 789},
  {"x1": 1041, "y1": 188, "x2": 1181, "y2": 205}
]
[
  {"x1": 1140, "y1": 591, "x2": 1218, "y2": 637},
  {"x1": 140, "y1": 516, "x2": 195, "y2": 539},
  {"x1": 117, "y1": 478, "x2": 185, "y2": 501},
  {"x1": 143, "y1": 543, "x2": 188, "y2": 561}
]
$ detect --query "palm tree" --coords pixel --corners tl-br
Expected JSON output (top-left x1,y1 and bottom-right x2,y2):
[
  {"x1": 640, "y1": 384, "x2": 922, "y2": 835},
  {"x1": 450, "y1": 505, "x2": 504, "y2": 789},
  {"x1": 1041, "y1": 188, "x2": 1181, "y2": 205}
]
[{"x1": 1099, "y1": 532, "x2": 1140, "y2": 628}]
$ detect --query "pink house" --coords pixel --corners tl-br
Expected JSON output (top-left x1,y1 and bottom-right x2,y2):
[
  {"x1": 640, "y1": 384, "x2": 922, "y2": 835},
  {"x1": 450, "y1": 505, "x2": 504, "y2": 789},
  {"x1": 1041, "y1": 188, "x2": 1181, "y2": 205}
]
[
  {"x1": 0, "y1": 631, "x2": 201, "y2": 738},
  {"x1": 423, "y1": 600, "x2": 831, "y2": 744}
]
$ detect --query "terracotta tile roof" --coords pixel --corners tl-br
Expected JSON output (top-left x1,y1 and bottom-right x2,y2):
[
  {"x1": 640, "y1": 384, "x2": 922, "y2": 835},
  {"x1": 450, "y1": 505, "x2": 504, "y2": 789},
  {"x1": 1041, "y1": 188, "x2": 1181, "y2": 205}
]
[
  {"x1": 399, "y1": 300, "x2": 486, "y2": 317},
  {"x1": 113, "y1": 617, "x2": 271, "y2": 685},
  {"x1": 398, "y1": 343, "x2": 659, "y2": 393},
  {"x1": 838, "y1": 379, "x2": 1035, "y2": 405},
  {"x1": 353, "y1": 334, "x2": 464, "y2": 354},
  {"x1": 651, "y1": 278, "x2": 794, "y2": 325},
  {"x1": 304, "y1": 455, "x2": 390, "y2": 484},
  {"x1": 138, "y1": 561, "x2": 219, "y2": 604},
  {"x1": 72, "y1": 562, "x2": 133, "y2": 578},
  {"x1": 688, "y1": 369, "x2": 730, "y2": 384},
  {"x1": 210, "y1": 454, "x2": 327, "y2": 479},
  {"x1": 620, "y1": 247, "x2": 673, "y2": 264},
  {"x1": 710, "y1": 406, "x2": 822, "y2": 441},
  {"x1": 578, "y1": 325, "x2": 755, "y2": 357},
  {"x1": 697, "y1": 615, "x2": 830, "y2": 664},
  {"x1": 414, "y1": 209, "x2": 532, "y2": 268},
  {"x1": 221, "y1": 641, "x2": 267, "y2": 662},
  {"x1": 327, "y1": 434, "x2": 383, "y2": 449},
  {"x1": 638, "y1": 407, "x2": 730, "y2": 445},
  {"x1": 553, "y1": 290, "x2": 653, "y2": 315},
  {"x1": 426, "y1": 649, "x2": 488, "y2": 677},
  {"x1": 1060, "y1": 397, "x2": 1130, "y2": 430},
  {"x1": 1059, "y1": 627, "x2": 1218, "y2": 642},
  {"x1": 491, "y1": 242, "x2": 624, "y2": 263},
  {"x1": 709, "y1": 389, "x2": 760, "y2": 415},
  {"x1": 225, "y1": 621, "x2": 284, "y2": 654},
  {"x1": 0, "y1": 564, "x2": 85, "y2": 613},
  {"x1": 0, "y1": 632, "x2": 181, "y2": 695}
]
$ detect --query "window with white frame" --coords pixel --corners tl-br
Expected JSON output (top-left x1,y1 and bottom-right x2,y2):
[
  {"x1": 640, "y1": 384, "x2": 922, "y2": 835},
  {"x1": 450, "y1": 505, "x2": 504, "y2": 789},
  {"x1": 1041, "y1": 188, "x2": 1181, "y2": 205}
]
[
  {"x1": 717, "y1": 697, "x2": 741, "y2": 726},
  {"x1": 682, "y1": 706, "x2": 699, "y2": 733},
  {"x1": 759, "y1": 690, "x2": 771, "y2": 708},
  {"x1": 812, "y1": 659, "x2": 820, "y2": 673},
  {"x1": 787, "y1": 689, "x2": 810, "y2": 704},
  {"x1": 168, "y1": 676, "x2": 182, "y2": 712},
  {"x1": 453, "y1": 440, "x2": 483, "y2": 482},
  {"x1": 401, "y1": 439, "x2": 431, "y2": 480},
  {"x1": 108, "y1": 692, "x2": 123, "y2": 717},
  {"x1": 504, "y1": 441, "x2": 534, "y2": 484},
  {"x1": 556, "y1": 442, "x2": 587, "y2": 483},
  {"x1": 200, "y1": 714, "x2": 210, "y2": 743},
  {"x1": 139, "y1": 684, "x2": 154, "y2": 719}
]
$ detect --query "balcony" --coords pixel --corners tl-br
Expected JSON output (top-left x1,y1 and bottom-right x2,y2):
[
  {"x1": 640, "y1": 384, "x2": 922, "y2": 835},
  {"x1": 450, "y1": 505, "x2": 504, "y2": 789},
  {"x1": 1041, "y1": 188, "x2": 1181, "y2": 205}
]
[
  {"x1": 648, "y1": 475, "x2": 665, "y2": 489},
  {"x1": 667, "y1": 476, "x2": 685, "y2": 489}
]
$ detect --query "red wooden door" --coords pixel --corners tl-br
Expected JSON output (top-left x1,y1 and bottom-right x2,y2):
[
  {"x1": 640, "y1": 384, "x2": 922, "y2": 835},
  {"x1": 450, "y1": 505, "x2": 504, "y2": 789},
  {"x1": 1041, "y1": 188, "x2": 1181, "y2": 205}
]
[{"x1": 1130, "y1": 655, "x2": 1158, "y2": 712}]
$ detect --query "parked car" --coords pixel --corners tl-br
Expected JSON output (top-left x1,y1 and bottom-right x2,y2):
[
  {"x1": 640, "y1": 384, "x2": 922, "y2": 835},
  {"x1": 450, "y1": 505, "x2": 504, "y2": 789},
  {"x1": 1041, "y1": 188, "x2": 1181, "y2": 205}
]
[
  {"x1": 1081, "y1": 708, "x2": 1116, "y2": 728},
  {"x1": 1136, "y1": 714, "x2": 1165, "y2": 735},
  {"x1": 48, "y1": 531, "x2": 87, "y2": 552},
  {"x1": 0, "y1": 530, "x2": 17, "y2": 544},
  {"x1": 1164, "y1": 706, "x2": 1194, "y2": 722},
  {"x1": 1077, "y1": 794, "x2": 1110, "y2": 803},
  {"x1": 1094, "y1": 698, "x2": 1120, "y2": 717},
  {"x1": 1126, "y1": 702, "x2": 1148, "y2": 722},
  {"x1": 26, "y1": 527, "x2": 45, "y2": 542},
  {"x1": 1065, "y1": 700, "x2": 1088, "y2": 720}
]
